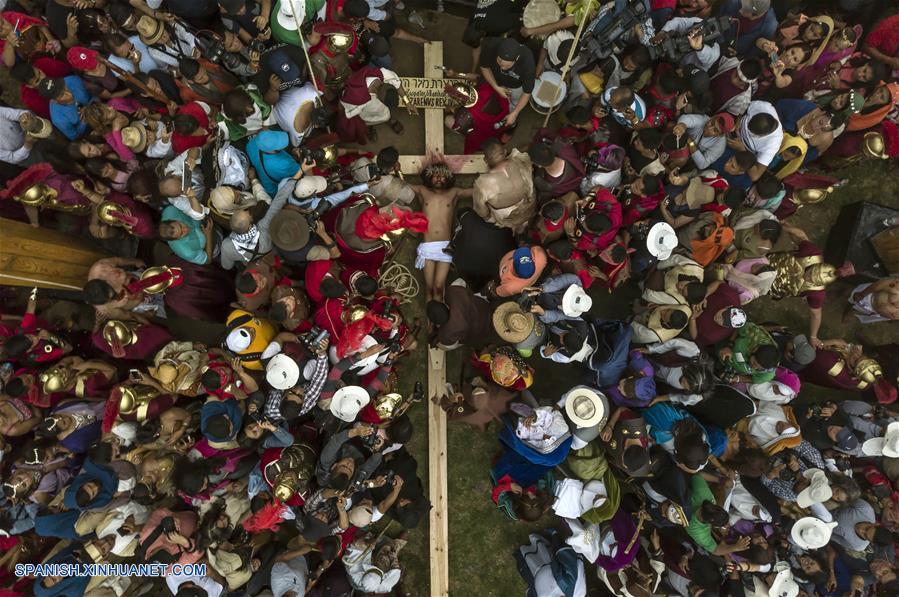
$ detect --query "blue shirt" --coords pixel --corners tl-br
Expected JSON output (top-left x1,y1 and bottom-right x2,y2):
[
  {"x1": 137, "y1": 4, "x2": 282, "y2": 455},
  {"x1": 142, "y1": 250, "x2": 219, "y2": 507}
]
[
  {"x1": 49, "y1": 75, "x2": 92, "y2": 140},
  {"x1": 246, "y1": 131, "x2": 300, "y2": 195},
  {"x1": 161, "y1": 206, "x2": 208, "y2": 264}
]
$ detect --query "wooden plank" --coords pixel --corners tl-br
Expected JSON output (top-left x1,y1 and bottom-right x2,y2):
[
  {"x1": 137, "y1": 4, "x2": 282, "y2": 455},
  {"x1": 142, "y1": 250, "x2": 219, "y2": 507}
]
[
  {"x1": 423, "y1": 42, "x2": 445, "y2": 157},
  {"x1": 427, "y1": 346, "x2": 449, "y2": 597},
  {"x1": 399, "y1": 154, "x2": 488, "y2": 175}
]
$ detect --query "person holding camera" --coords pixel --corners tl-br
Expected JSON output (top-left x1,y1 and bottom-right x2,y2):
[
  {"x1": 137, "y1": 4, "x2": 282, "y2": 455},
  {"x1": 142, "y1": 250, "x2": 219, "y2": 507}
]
[
  {"x1": 280, "y1": 165, "x2": 369, "y2": 213},
  {"x1": 347, "y1": 146, "x2": 415, "y2": 206},
  {"x1": 175, "y1": 56, "x2": 239, "y2": 105}
]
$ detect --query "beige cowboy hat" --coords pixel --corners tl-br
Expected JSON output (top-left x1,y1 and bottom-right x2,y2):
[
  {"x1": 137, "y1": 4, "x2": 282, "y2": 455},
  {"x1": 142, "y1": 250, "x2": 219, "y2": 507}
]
[
  {"x1": 492, "y1": 301, "x2": 536, "y2": 344},
  {"x1": 23, "y1": 115, "x2": 53, "y2": 139},
  {"x1": 121, "y1": 122, "x2": 148, "y2": 153},
  {"x1": 270, "y1": 210, "x2": 311, "y2": 252},
  {"x1": 564, "y1": 386, "x2": 609, "y2": 428},
  {"x1": 136, "y1": 16, "x2": 166, "y2": 45},
  {"x1": 862, "y1": 421, "x2": 899, "y2": 458}
]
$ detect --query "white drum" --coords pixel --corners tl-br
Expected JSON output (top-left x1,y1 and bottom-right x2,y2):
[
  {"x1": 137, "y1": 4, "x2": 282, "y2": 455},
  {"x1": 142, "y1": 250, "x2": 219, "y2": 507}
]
[
  {"x1": 529, "y1": 71, "x2": 568, "y2": 115},
  {"x1": 522, "y1": 0, "x2": 561, "y2": 39}
]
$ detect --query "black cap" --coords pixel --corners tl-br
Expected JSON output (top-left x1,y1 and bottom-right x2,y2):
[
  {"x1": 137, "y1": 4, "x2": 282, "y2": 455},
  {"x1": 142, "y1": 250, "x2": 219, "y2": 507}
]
[
  {"x1": 497, "y1": 38, "x2": 521, "y2": 61},
  {"x1": 37, "y1": 77, "x2": 65, "y2": 100}
]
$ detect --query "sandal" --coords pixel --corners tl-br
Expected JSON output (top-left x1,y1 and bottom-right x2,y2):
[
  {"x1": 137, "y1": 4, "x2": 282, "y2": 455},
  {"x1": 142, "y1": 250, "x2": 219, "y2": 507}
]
[{"x1": 388, "y1": 119, "x2": 404, "y2": 134}]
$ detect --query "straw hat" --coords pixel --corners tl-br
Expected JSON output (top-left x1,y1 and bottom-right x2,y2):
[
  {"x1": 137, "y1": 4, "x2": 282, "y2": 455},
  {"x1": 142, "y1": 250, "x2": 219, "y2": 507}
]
[
  {"x1": 270, "y1": 210, "x2": 311, "y2": 252},
  {"x1": 121, "y1": 122, "x2": 148, "y2": 153},
  {"x1": 23, "y1": 115, "x2": 53, "y2": 139},
  {"x1": 564, "y1": 386, "x2": 608, "y2": 428},
  {"x1": 136, "y1": 16, "x2": 166, "y2": 45},
  {"x1": 492, "y1": 302, "x2": 536, "y2": 344}
]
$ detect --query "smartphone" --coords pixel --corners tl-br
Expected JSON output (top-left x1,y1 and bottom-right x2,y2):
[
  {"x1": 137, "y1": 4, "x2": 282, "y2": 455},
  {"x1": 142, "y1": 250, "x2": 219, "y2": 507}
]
[{"x1": 181, "y1": 160, "x2": 190, "y2": 193}]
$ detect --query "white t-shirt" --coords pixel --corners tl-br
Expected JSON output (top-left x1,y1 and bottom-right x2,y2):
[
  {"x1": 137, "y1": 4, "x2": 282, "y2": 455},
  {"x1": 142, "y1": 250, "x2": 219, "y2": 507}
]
[{"x1": 739, "y1": 100, "x2": 784, "y2": 166}]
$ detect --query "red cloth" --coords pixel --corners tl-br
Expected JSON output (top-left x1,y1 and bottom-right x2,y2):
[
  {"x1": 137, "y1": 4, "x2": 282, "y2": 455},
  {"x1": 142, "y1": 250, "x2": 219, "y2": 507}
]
[
  {"x1": 462, "y1": 81, "x2": 510, "y2": 154},
  {"x1": 574, "y1": 189, "x2": 623, "y2": 252},
  {"x1": 304, "y1": 260, "x2": 334, "y2": 304},
  {"x1": 354, "y1": 205, "x2": 429, "y2": 240},
  {"x1": 623, "y1": 188, "x2": 666, "y2": 226},
  {"x1": 21, "y1": 57, "x2": 71, "y2": 118},
  {"x1": 171, "y1": 102, "x2": 211, "y2": 155},
  {"x1": 866, "y1": 14, "x2": 899, "y2": 57}
]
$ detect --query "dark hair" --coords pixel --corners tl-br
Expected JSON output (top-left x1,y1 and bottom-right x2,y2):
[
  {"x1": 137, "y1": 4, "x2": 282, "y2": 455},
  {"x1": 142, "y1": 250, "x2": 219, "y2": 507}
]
[
  {"x1": 10, "y1": 61, "x2": 35, "y2": 83},
  {"x1": 738, "y1": 58, "x2": 763, "y2": 80},
  {"x1": 755, "y1": 173, "x2": 783, "y2": 199},
  {"x1": 329, "y1": 472, "x2": 351, "y2": 491},
  {"x1": 4, "y1": 335, "x2": 32, "y2": 358},
  {"x1": 75, "y1": 484, "x2": 95, "y2": 507},
  {"x1": 528, "y1": 141, "x2": 556, "y2": 167},
  {"x1": 376, "y1": 146, "x2": 399, "y2": 171},
  {"x1": 700, "y1": 500, "x2": 729, "y2": 527},
  {"x1": 201, "y1": 369, "x2": 223, "y2": 392},
  {"x1": 734, "y1": 150, "x2": 757, "y2": 170},
  {"x1": 828, "y1": 111, "x2": 848, "y2": 130},
  {"x1": 636, "y1": 127, "x2": 663, "y2": 149},
  {"x1": 690, "y1": 554, "x2": 722, "y2": 590},
  {"x1": 426, "y1": 300, "x2": 450, "y2": 325},
  {"x1": 547, "y1": 239, "x2": 574, "y2": 260},
  {"x1": 612, "y1": 86, "x2": 635, "y2": 106},
  {"x1": 83, "y1": 279, "x2": 117, "y2": 305},
  {"x1": 366, "y1": 34, "x2": 390, "y2": 58},
  {"x1": 609, "y1": 244, "x2": 627, "y2": 263},
  {"x1": 658, "y1": 70, "x2": 685, "y2": 94},
  {"x1": 355, "y1": 275, "x2": 379, "y2": 297},
  {"x1": 320, "y1": 277, "x2": 347, "y2": 299},
  {"x1": 562, "y1": 329, "x2": 585, "y2": 352},
  {"x1": 388, "y1": 414, "x2": 413, "y2": 444},
  {"x1": 4, "y1": 377, "x2": 25, "y2": 397},
  {"x1": 173, "y1": 113, "x2": 199, "y2": 136},
  {"x1": 222, "y1": 89, "x2": 253, "y2": 122},
  {"x1": 172, "y1": 456, "x2": 224, "y2": 495},
  {"x1": 584, "y1": 212, "x2": 611, "y2": 233},
  {"x1": 753, "y1": 344, "x2": 780, "y2": 368},
  {"x1": 280, "y1": 400, "x2": 302, "y2": 422},
  {"x1": 179, "y1": 58, "x2": 200, "y2": 79},
  {"x1": 624, "y1": 44, "x2": 652, "y2": 69},
  {"x1": 565, "y1": 105, "x2": 591, "y2": 125},
  {"x1": 758, "y1": 219, "x2": 782, "y2": 242},
  {"x1": 235, "y1": 272, "x2": 258, "y2": 295},
  {"x1": 136, "y1": 419, "x2": 162, "y2": 444},
  {"x1": 868, "y1": 61, "x2": 890, "y2": 85},
  {"x1": 541, "y1": 201, "x2": 565, "y2": 221},
  {"x1": 343, "y1": 0, "x2": 370, "y2": 18},
  {"x1": 175, "y1": 586, "x2": 209, "y2": 597},
  {"x1": 683, "y1": 281, "x2": 707, "y2": 305},
  {"x1": 268, "y1": 302, "x2": 290, "y2": 324},
  {"x1": 380, "y1": 85, "x2": 399, "y2": 109},
  {"x1": 204, "y1": 414, "x2": 232, "y2": 441},
  {"x1": 872, "y1": 526, "x2": 893, "y2": 546},
  {"x1": 622, "y1": 444, "x2": 649, "y2": 472},
  {"x1": 723, "y1": 188, "x2": 745, "y2": 209},
  {"x1": 748, "y1": 113, "x2": 778, "y2": 136},
  {"x1": 641, "y1": 174, "x2": 662, "y2": 195},
  {"x1": 87, "y1": 440, "x2": 114, "y2": 463},
  {"x1": 666, "y1": 309, "x2": 688, "y2": 329}
]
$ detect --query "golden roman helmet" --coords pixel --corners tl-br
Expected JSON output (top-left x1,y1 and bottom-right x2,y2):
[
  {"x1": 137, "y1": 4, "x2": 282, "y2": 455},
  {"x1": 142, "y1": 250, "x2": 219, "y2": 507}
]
[
  {"x1": 318, "y1": 144, "x2": 339, "y2": 168},
  {"x1": 39, "y1": 364, "x2": 75, "y2": 394},
  {"x1": 15, "y1": 183, "x2": 57, "y2": 207},
  {"x1": 446, "y1": 81, "x2": 479, "y2": 108},
  {"x1": 807, "y1": 262, "x2": 838, "y2": 287},
  {"x1": 139, "y1": 266, "x2": 181, "y2": 294},
  {"x1": 97, "y1": 201, "x2": 132, "y2": 226},
  {"x1": 373, "y1": 392, "x2": 406, "y2": 421},
  {"x1": 345, "y1": 304, "x2": 368, "y2": 323},
  {"x1": 326, "y1": 31, "x2": 353, "y2": 54},
  {"x1": 862, "y1": 131, "x2": 888, "y2": 160},
  {"x1": 793, "y1": 186, "x2": 833, "y2": 205},
  {"x1": 102, "y1": 320, "x2": 136, "y2": 348},
  {"x1": 266, "y1": 443, "x2": 317, "y2": 501},
  {"x1": 117, "y1": 383, "x2": 160, "y2": 415},
  {"x1": 854, "y1": 357, "x2": 883, "y2": 384}
]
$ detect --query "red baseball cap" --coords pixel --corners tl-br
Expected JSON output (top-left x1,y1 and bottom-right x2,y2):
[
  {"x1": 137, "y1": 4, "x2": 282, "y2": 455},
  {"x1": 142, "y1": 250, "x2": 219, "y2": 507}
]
[
  {"x1": 714, "y1": 112, "x2": 736, "y2": 133},
  {"x1": 67, "y1": 46, "x2": 99, "y2": 71}
]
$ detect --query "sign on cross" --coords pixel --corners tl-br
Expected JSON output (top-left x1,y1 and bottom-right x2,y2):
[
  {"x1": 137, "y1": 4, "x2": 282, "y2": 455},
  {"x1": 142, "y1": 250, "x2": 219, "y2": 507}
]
[{"x1": 398, "y1": 42, "x2": 488, "y2": 175}]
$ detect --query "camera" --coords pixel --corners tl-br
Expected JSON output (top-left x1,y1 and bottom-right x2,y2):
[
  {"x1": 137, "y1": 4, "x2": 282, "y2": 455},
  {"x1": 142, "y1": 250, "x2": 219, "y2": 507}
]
[
  {"x1": 248, "y1": 39, "x2": 265, "y2": 54},
  {"x1": 307, "y1": 326, "x2": 330, "y2": 347},
  {"x1": 305, "y1": 200, "x2": 331, "y2": 228},
  {"x1": 160, "y1": 516, "x2": 177, "y2": 533},
  {"x1": 299, "y1": 146, "x2": 326, "y2": 165},
  {"x1": 516, "y1": 292, "x2": 536, "y2": 311},
  {"x1": 582, "y1": 0, "x2": 648, "y2": 61},
  {"x1": 647, "y1": 16, "x2": 733, "y2": 62}
]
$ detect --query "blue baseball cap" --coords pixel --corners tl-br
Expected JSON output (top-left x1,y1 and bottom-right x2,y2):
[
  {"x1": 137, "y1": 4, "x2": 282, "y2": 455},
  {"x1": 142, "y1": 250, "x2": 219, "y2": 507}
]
[{"x1": 512, "y1": 247, "x2": 536, "y2": 279}]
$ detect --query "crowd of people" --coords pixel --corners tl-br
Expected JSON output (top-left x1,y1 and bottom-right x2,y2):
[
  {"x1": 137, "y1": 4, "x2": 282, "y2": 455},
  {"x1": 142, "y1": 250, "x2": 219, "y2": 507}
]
[{"x1": 1, "y1": 0, "x2": 899, "y2": 595}]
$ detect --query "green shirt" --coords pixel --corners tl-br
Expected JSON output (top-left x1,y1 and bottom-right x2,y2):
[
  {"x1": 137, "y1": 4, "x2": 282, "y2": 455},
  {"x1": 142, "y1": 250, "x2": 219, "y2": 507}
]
[
  {"x1": 161, "y1": 206, "x2": 208, "y2": 265},
  {"x1": 687, "y1": 474, "x2": 718, "y2": 553},
  {"x1": 720, "y1": 322, "x2": 777, "y2": 384}
]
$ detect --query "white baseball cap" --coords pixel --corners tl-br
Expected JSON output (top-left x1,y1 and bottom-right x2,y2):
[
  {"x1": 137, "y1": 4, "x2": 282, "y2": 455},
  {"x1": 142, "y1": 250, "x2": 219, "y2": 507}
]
[
  {"x1": 266, "y1": 353, "x2": 300, "y2": 390},
  {"x1": 561, "y1": 285, "x2": 593, "y2": 317},
  {"x1": 293, "y1": 175, "x2": 328, "y2": 199},
  {"x1": 276, "y1": 0, "x2": 306, "y2": 31}
]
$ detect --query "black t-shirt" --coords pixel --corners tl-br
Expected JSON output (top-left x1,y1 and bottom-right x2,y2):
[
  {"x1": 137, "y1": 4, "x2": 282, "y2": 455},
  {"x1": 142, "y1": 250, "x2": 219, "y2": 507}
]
[
  {"x1": 470, "y1": 0, "x2": 523, "y2": 37},
  {"x1": 478, "y1": 37, "x2": 536, "y2": 93},
  {"x1": 45, "y1": 0, "x2": 74, "y2": 41}
]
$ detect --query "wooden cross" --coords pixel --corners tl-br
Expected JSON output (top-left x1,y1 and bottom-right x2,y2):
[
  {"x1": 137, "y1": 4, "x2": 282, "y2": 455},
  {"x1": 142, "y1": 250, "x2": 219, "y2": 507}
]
[{"x1": 398, "y1": 41, "x2": 488, "y2": 176}]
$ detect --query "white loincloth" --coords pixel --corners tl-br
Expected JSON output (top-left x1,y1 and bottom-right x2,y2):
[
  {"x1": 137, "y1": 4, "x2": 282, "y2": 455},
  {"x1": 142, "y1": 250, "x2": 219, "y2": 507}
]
[
  {"x1": 850, "y1": 283, "x2": 888, "y2": 324},
  {"x1": 415, "y1": 240, "x2": 452, "y2": 269}
]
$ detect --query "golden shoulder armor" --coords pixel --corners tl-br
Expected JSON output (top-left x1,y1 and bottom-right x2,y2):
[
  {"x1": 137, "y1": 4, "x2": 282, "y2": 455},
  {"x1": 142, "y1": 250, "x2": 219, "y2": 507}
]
[
  {"x1": 117, "y1": 383, "x2": 160, "y2": 415},
  {"x1": 863, "y1": 132, "x2": 888, "y2": 160},
  {"x1": 102, "y1": 320, "x2": 137, "y2": 347},
  {"x1": 15, "y1": 183, "x2": 57, "y2": 207},
  {"x1": 373, "y1": 392, "x2": 407, "y2": 421},
  {"x1": 97, "y1": 201, "x2": 132, "y2": 226},
  {"x1": 39, "y1": 364, "x2": 75, "y2": 394},
  {"x1": 139, "y1": 266, "x2": 181, "y2": 294}
]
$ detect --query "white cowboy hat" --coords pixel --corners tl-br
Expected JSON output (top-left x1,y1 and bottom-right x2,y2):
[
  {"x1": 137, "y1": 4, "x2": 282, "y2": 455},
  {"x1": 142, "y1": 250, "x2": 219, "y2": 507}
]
[
  {"x1": 790, "y1": 516, "x2": 838, "y2": 550},
  {"x1": 276, "y1": 0, "x2": 306, "y2": 31},
  {"x1": 330, "y1": 385, "x2": 370, "y2": 422},
  {"x1": 561, "y1": 285, "x2": 592, "y2": 317},
  {"x1": 796, "y1": 468, "x2": 832, "y2": 508},
  {"x1": 646, "y1": 222, "x2": 678, "y2": 261},
  {"x1": 862, "y1": 421, "x2": 899, "y2": 458},
  {"x1": 563, "y1": 386, "x2": 608, "y2": 429},
  {"x1": 768, "y1": 566, "x2": 799, "y2": 597},
  {"x1": 266, "y1": 353, "x2": 300, "y2": 390}
]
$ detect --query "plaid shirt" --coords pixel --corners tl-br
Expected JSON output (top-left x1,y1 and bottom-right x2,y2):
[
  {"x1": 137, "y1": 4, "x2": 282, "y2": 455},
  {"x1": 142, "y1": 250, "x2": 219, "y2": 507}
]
[
  {"x1": 759, "y1": 441, "x2": 826, "y2": 501},
  {"x1": 264, "y1": 354, "x2": 330, "y2": 422}
]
